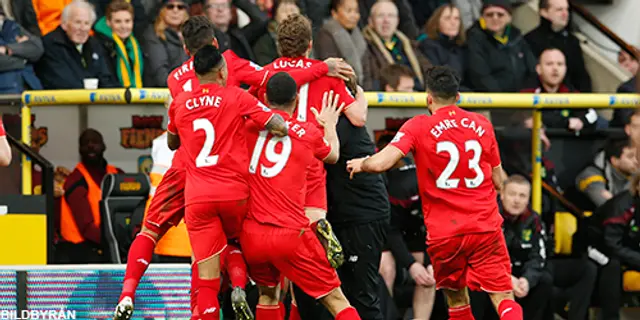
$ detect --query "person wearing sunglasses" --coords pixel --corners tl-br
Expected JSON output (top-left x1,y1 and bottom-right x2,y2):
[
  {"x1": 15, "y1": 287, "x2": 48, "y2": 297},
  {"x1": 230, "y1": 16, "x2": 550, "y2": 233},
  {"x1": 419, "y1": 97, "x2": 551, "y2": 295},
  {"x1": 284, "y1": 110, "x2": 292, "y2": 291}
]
[{"x1": 140, "y1": 0, "x2": 190, "y2": 87}]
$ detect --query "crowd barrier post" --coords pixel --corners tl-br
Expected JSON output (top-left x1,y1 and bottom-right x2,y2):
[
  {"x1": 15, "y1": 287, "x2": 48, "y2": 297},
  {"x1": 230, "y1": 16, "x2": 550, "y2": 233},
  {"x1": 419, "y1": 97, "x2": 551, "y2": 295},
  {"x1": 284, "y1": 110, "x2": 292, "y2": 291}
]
[{"x1": 19, "y1": 90, "x2": 640, "y2": 218}]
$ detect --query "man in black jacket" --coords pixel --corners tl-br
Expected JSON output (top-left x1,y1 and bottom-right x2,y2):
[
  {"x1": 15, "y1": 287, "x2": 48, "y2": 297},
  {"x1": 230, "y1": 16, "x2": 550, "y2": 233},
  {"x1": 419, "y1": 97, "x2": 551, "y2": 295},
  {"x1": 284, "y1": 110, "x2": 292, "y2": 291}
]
[
  {"x1": 592, "y1": 178, "x2": 640, "y2": 320},
  {"x1": 525, "y1": 0, "x2": 592, "y2": 92},
  {"x1": 470, "y1": 175, "x2": 552, "y2": 320},
  {"x1": 35, "y1": 1, "x2": 118, "y2": 89}
]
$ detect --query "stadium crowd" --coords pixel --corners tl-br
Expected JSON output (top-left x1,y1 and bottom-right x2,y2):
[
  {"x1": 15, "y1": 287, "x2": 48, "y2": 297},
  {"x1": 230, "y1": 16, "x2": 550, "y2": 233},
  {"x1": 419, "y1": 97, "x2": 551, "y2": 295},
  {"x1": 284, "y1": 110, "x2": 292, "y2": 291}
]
[{"x1": 0, "y1": 0, "x2": 639, "y2": 319}]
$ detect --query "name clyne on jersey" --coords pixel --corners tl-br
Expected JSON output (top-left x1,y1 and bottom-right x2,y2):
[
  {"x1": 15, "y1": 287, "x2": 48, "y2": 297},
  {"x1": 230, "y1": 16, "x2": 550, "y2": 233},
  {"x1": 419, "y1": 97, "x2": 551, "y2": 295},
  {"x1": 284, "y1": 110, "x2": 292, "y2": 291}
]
[
  {"x1": 186, "y1": 95, "x2": 222, "y2": 110},
  {"x1": 430, "y1": 117, "x2": 486, "y2": 139},
  {"x1": 173, "y1": 60, "x2": 194, "y2": 81},
  {"x1": 273, "y1": 59, "x2": 313, "y2": 69}
]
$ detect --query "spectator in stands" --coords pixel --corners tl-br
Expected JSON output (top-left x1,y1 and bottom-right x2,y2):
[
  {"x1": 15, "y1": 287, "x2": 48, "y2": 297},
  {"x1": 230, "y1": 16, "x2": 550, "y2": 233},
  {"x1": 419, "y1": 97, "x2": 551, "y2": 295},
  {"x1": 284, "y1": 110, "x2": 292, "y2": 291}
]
[
  {"x1": 358, "y1": 0, "x2": 419, "y2": 40},
  {"x1": 0, "y1": 117, "x2": 9, "y2": 166},
  {"x1": 418, "y1": 3, "x2": 470, "y2": 91},
  {"x1": 452, "y1": 0, "x2": 481, "y2": 30},
  {"x1": 406, "y1": 0, "x2": 449, "y2": 33},
  {"x1": 252, "y1": 0, "x2": 300, "y2": 66},
  {"x1": 592, "y1": 176, "x2": 640, "y2": 320},
  {"x1": 88, "y1": 0, "x2": 149, "y2": 37},
  {"x1": 525, "y1": 0, "x2": 592, "y2": 93},
  {"x1": 11, "y1": 0, "x2": 72, "y2": 37},
  {"x1": 471, "y1": 175, "x2": 552, "y2": 320},
  {"x1": 314, "y1": 0, "x2": 366, "y2": 81},
  {"x1": 520, "y1": 48, "x2": 598, "y2": 132},
  {"x1": 0, "y1": 8, "x2": 44, "y2": 93},
  {"x1": 466, "y1": 0, "x2": 535, "y2": 93},
  {"x1": 203, "y1": 0, "x2": 268, "y2": 61},
  {"x1": 609, "y1": 49, "x2": 639, "y2": 127},
  {"x1": 576, "y1": 139, "x2": 637, "y2": 210},
  {"x1": 57, "y1": 129, "x2": 123, "y2": 263},
  {"x1": 361, "y1": 0, "x2": 430, "y2": 91},
  {"x1": 140, "y1": 0, "x2": 189, "y2": 87},
  {"x1": 94, "y1": 1, "x2": 144, "y2": 88},
  {"x1": 36, "y1": 0, "x2": 118, "y2": 89}
]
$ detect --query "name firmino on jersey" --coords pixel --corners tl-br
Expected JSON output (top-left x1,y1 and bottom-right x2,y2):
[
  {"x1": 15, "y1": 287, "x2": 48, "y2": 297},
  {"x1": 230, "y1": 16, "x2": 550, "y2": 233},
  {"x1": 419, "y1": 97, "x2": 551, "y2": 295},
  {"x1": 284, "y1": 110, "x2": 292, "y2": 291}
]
[{"x1": 430, "y1": 118, "x2": 486, "y2": 139}]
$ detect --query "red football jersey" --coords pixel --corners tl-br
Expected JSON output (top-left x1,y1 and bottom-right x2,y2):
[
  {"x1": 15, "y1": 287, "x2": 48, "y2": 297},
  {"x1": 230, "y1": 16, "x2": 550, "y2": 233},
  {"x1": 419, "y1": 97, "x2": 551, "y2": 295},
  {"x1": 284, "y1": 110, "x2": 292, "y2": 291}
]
[
  {"x1": 168, "y1": 83, "x2": 275, "y2": 204},
  {"x1": 254, "y1": 57, "x2": 355, "y2": 127},
  {"x1": 245, "y1": 110, "x2": 331, "y2": 229},
  {"x1": 390, "y1": 105, "x2": 503, "y2": 241}
]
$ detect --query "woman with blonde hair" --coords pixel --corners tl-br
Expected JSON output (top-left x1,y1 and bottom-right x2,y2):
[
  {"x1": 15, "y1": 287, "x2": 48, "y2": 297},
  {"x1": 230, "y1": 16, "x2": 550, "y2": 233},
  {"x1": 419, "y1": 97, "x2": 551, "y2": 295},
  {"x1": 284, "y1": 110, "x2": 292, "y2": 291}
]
[{"x1": 141, "y1": 0, "x2": 189, "y2": 87}]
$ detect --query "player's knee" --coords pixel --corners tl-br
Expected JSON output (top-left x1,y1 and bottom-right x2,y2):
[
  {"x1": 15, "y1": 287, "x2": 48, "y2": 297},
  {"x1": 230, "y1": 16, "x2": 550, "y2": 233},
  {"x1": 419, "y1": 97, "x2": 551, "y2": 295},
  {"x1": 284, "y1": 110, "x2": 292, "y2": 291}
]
[
  {"x1": 443, "y1": 288, "x2": 470, "y2": 307},
  {"x1": 139, "y1": 226, "x2": 159, "y2": 241},
  {"x1": 258, "y1": 285, "x2": 280, "y2": 305}
]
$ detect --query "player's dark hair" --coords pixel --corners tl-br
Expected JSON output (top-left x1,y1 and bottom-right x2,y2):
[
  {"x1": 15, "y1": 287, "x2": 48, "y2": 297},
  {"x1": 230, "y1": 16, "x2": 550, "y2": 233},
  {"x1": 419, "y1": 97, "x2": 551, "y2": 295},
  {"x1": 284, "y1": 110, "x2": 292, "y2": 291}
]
[
  {"x1": 194, "y1": 44, "x2": 223, "y2": 76},
  {"x1": 277, "y1": 14, "x2": 312, "y2": 57},
  {"x1": 379, "y1": 64, "x2": 414, "y2": 90},
  {"x1": 425, "y1": 66, "x2": 459, "y2": 102},
  {"x1": 181, "y1": 16, "x2": 216, "y2": 54},
  {"x1": 266, "y1": 72, "x2": 298, "y2": 107},
  {"x1": 605, "y1": 138, "x2": 631, "y2": 161}
]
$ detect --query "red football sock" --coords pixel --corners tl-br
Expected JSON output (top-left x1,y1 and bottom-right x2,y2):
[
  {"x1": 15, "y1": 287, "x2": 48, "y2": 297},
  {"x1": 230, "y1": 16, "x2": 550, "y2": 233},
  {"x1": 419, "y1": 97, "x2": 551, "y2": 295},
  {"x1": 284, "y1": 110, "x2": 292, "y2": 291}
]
[
  {"x1": 277, "y1": 302, "x2": 285, "y2": 319},
  {"x1": 120, "y1": 233, "x2": 156, "y2": 302},
  {"x1": 197, "y1": 278, "x2": 221, "y2": 320},
  {"x1": 256, "y1": 304, "x2": 281, "y2": 320},
  {"x1": 289, "y1": 303, "x2": 301, "y2": 320},
  {"x1": 449, "y1": 305, "x2": 475, "y2": 320},
  {"x1": 498, "y1": 299, "x2": 523, "y2": 320},
  {"x1": 335, "y1": 307, "x2": 361, "y2": 320},
  {"x1": 190, "y1": 263, "x2": 200, "y2": 316},
  {"x1": 225, "y1": 245, "x2": 248, "y2": 289}
]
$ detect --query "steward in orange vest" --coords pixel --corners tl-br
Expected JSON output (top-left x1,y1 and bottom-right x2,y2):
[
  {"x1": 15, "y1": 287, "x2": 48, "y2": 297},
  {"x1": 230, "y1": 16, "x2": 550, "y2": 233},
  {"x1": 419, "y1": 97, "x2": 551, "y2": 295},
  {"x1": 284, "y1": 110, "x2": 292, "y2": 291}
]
[{"x1": 56, "y1": 129, "x2": 122, "y2": 263}]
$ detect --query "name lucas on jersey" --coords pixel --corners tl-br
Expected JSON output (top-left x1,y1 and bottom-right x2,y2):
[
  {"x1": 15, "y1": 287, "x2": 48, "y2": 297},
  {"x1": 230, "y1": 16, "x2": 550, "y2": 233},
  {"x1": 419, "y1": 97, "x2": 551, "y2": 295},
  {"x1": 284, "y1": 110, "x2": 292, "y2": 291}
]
[
  {"x1": 430, "y1": 117, "x2": 485, "y2": 139},
  {"x1": 273, "y1": 59, "x2": 313, "y2": 70}
]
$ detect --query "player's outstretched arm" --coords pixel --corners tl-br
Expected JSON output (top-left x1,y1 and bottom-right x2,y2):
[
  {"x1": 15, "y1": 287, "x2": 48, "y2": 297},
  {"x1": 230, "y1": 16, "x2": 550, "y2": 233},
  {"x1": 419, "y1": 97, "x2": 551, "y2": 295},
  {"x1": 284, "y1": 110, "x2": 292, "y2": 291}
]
[
  {"x1": 311, "y1": 90, "x2": 344, "y2": 164},
  {"x1": 343, "y1": 85, "x2": 368, "y2": 127},
  {"x1": 265, "y1": 114, "x2": 289, "y2": 137},
  {"x1": 167, "y1": 132, "x2": 181, "y2": 151},
  {"x1": 346, "y1": 145, "x2": 404, "y2": 179},
  {"x1": 0, "y1": 119, "x2": 10, "y2": 167}
]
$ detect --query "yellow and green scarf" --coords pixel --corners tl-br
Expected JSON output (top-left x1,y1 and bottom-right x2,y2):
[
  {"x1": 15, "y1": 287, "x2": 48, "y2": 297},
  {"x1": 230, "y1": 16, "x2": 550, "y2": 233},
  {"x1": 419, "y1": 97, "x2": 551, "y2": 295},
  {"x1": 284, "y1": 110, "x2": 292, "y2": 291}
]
[
  {"x1": 478, "y1": 17, "x2": 511, "y2": 45},
  {"x1": 94, "y1": 16, "x2": 143, "y2": 88}
]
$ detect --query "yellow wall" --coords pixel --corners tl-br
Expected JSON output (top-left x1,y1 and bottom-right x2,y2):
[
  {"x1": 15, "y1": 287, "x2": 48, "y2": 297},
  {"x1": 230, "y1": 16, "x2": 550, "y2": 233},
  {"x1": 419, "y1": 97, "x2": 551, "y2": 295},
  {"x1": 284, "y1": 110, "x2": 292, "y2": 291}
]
[{"x1": 0, "y1": 214, "x2": 47, "y2": 264}]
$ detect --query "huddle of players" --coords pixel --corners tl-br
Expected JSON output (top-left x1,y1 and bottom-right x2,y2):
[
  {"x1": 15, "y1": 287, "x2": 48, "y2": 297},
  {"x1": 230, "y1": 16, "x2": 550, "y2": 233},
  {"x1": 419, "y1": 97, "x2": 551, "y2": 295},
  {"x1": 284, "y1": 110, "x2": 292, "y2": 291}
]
[
  {"x1": 114, "y1": 13, "x2": 365, "y2": 320},
  {"x1": 115, "y1": 11, "x2": 529, "y2": 320}
]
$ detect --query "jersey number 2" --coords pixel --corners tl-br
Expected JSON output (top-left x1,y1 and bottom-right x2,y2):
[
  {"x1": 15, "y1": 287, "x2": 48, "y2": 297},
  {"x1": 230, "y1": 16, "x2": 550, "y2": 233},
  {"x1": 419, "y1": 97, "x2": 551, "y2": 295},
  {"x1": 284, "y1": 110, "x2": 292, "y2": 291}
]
[
  {"x1": 193, "y1": 118, "x2": 219, "y2": 168},
  {"x1": 249, "y1": 131, "x2": 292, "y2": 177},
  {"x1": 436, "y1": 140, "x2": 483, "y2": 189}
]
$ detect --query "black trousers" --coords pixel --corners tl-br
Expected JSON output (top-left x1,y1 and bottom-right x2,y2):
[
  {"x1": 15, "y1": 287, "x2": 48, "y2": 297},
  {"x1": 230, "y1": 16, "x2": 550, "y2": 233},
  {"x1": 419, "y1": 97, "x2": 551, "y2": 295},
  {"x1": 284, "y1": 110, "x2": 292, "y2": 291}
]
[
  {"x1": 548, "y1": 258, "x2": 597, "y2": 320},
  {"x1": 597, "y1": 258, "x2": 623, "y2": 320},
  {"x1": 470, "y1": 271, "x2": 553, "y2": 320},
  {"x1": 294, "y1": 219, "x2": 388, "y2": 320}
]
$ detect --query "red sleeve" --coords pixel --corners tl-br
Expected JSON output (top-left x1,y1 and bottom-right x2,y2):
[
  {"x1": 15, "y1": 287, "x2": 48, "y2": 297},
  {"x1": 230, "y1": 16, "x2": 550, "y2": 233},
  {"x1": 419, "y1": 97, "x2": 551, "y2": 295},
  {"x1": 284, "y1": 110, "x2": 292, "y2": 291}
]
[
  {"x1": 309, "y1": 125, "x2": 331, "y2": 160},
  {"x1": 288, "y1": 63, "x2": 328, "y2": 87},
  {"x1": 226, "y1": 51, "x2": 269, "y2": 87},
  {"x1": 167, "y1": 99, "x2": 177, "y2": 134},
  {"x1": 389, "y1": 117, "x2": 418, "y2": 155},
  {"x1": 238, "y1": 90, "x2": 275, "y2": 127},
  {"x1": 330, "y1": 78, "x2": 356, "y2": 110}
]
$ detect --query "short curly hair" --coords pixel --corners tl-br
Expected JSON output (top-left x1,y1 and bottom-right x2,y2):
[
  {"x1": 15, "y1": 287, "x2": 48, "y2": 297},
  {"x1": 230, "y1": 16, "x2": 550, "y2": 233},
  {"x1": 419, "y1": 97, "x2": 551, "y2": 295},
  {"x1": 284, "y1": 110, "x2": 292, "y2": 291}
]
[
  {"x1": 276, "y1": 14, "x2": 312, "y2": 58},
  {"x1": 181, "y1": 16, "x2": 216, "y2": 54}
]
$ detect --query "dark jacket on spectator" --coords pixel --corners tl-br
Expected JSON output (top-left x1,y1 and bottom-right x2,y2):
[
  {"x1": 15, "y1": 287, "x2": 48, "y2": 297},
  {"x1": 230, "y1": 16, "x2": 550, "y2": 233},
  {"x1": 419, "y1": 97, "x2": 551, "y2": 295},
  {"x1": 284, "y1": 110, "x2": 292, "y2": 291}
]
[
  {"x1": 520, "y1": 80, "x2": 598, "y2": 131},
  {"x1": 36, "y1": 26, "x2": 119, "y2": 89},
  {"x1": 361, "y1": 26, "x2": 431, "y2": 91},
  {"x1": 593, "y1": 191, "x2": 640, "y2": 270},
  {"x1": 314, "y1": 18, "x2": 367, "y2": 82},
  {"x1": 525, "y1": 16, "x2": 592, "y2": 92},
  {"x1": 609, "y1": 76, "x2": 637, "y2": 127},
  {"x1": 298, "y1": 0, "x2": 330, "y2": 33},
  {"x1": 9, "y1": 0, "x2": 41, "y2": 36},
  {"x1": 251, "y1": 20, "x2": 278, "y2": 66},
  {"x1": 466, "y1": 20, "x2": 536, "y2": 92},
  {"x1": 0, "y1": 19, "x2": 43, "y2": 93},
  {"x1": 140, "y1": 25, "x2": 188, "y2": 87},
  {"x1": 418, "y1": 36, "x2": 469, "y2": 90},
  {"x1": 358, "y1": 0, "x2": 420, "y2": 40},
  {"x1": 501, "y1": 206, "x2": 547, "y2": 288}
]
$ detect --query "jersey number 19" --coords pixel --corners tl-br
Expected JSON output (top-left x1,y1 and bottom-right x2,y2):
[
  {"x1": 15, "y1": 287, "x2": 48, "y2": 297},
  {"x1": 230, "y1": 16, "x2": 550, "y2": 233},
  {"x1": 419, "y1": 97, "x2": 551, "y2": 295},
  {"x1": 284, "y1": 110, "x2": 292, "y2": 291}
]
[{"x1": 249, "y1": 131, "x2": 292, "y2": 177}]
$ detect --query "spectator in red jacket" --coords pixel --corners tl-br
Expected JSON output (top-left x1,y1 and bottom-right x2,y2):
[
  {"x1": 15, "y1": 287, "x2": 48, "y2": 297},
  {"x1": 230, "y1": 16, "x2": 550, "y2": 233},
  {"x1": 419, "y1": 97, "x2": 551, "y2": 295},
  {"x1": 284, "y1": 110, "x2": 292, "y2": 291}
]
[{"x1": 520, "y1": 47, "x2": 598, "y2": 133}]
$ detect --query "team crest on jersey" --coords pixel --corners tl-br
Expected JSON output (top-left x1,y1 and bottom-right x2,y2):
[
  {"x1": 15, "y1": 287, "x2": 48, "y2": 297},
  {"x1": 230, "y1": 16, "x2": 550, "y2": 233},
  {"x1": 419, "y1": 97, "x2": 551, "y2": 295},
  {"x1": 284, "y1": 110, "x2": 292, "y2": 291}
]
[
  {"x1": 120, "y1": 115, "x2": 165, "y2": 149},
  {"x1": 522, "y1": 229, "x2": 532, "y2": 242}
]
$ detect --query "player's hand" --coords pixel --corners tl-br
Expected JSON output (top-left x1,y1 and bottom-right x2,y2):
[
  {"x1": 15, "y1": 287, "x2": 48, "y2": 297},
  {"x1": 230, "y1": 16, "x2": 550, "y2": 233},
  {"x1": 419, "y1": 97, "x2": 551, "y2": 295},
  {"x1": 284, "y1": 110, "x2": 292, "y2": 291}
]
[
  {"x1": 409, "y1": 262, "x2": 433, "y2": 287},
  {"x1": 511, "y1": 276, "x2": 523, "y2": 297},
  {"x1": 568, "y1": 117, "x2": 584, "y2": 132},
  {"x1": 54, "y1": 183, "x2": 64, "y2": 198},
  {"x1": 518, "y1": 277, "x2": 530, "y2": 296},
  {"x1": 346, "y1": 157, "x2": 366, "y2": 179},
  {"x1": 311, "y1": 90, "x2": 345, "y2": 128},
  {"x1": 324, "y1": 58, "x2": 355, "y2": 81}
]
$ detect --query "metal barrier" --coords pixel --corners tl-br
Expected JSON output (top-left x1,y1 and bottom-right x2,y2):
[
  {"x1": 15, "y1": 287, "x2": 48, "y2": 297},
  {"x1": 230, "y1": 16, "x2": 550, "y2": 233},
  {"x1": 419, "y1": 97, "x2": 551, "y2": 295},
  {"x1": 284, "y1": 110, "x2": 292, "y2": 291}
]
[{"x1": 17, "y1": 89, "x2": 640, "y2": 216}]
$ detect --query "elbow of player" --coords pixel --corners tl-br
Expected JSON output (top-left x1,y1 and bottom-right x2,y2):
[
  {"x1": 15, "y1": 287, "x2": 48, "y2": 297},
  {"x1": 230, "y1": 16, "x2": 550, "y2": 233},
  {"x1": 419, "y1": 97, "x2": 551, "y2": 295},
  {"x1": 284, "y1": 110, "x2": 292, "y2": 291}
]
[
  {"x1": 0, "y1": 154, "x2": 11, "y2": 167},
  {"x1": 324, "y1": 152, "x2": 339, "y2": 165},
  {"x1": 345, "y1": 106, "x2": 367, "y2": 127}
]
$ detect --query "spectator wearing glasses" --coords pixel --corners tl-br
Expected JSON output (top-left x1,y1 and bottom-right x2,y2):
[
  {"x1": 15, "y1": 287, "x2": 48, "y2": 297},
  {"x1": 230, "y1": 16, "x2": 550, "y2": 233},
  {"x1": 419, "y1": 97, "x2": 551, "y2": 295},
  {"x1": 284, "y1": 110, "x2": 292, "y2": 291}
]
[
  {"x1": 466, "y1": 0, "x2": 535, "y2": 93},
  {"x1": 94, "y1": 0, "x2": 144, "y2": 88},
  {"x1": 203, "y1": 0, "x2": 268, "y2": 61},
  {"x1": 140, "y1": 0, "x2": 189, "y2": 87},
  {"x1": 252, "y1": 0, "x2": 300, "y2": 66},
  {"x1": 314, "y1": 0, "x2": 367, "y2": 82},
  {"x1": 419, "y1": 3, "x2": 470, "y2": 91}
]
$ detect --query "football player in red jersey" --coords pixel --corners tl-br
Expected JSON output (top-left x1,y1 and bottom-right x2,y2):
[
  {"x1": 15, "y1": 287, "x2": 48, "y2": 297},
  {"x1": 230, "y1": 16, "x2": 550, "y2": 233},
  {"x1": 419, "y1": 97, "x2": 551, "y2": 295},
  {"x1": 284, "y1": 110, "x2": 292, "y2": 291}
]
[
  {"x1": 347, "y1": 66, "x2": 524, "y2": 320},
  {"x1": 250, "y1": 14, "x2": 368, "y2": 271},
  {"x1": 241, "y1": 71, "x2": 362, "y2": 320},
  {"x1": 0, "y1": 117, "x2": 10, "y2": 166},
  {"x1": 168, "y1": 45, "x2": 288, "y2": 320},
  {"x1": 114, "y1": 16, "x2": 354, "y2": 320}
]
